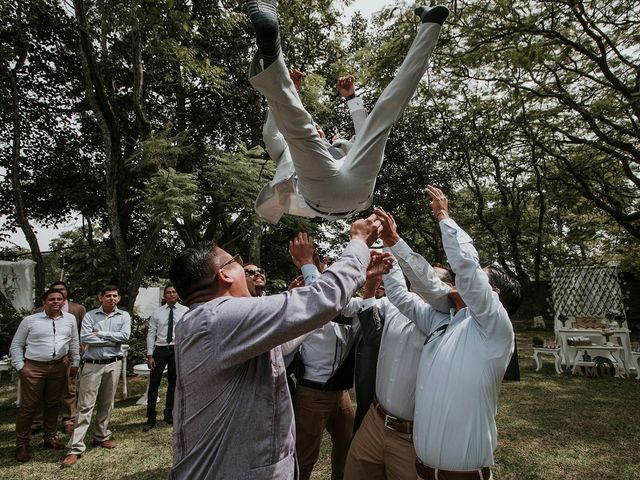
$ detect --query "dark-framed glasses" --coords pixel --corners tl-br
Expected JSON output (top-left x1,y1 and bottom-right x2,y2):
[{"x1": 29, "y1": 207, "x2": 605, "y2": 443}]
[
  {"x1": 244, "y1": 268, "x2": 265, "y2": 277},
  {"x1": 219, "y1": 253, "x2": 243, "y2": 271}
]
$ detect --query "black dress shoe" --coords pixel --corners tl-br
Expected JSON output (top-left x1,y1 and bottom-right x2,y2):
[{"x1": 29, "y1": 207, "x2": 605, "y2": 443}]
[
  {"x1": 142, "y1": 420, "x2": 157, "y2": 432},
  {"x1": 415, "y1": 5, "x2": 449, "y2": 25}
]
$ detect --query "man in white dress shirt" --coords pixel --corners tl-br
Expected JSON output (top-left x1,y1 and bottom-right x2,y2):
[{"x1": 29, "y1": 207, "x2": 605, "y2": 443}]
[
  {"x1": 143, "y1": 284, "x2": 188, "y2": 431},
  {"x1": 374, "y1": 187, "x2": 522, "y2": 480},
  {"x1": 11, "y1": 288, "x2": 80, "y2": 462},
  {"x1": 288, "y1": 232, "x2": 385, "y2": 480}
]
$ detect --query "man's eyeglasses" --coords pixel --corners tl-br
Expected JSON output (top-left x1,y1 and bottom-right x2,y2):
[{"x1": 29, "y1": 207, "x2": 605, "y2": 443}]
[
  {"x1": 244, "y1": 268, "x2": 265, "y2": 277},
  {"x1": 219, "y1": 253, "x2": 243, "y2": 271}
]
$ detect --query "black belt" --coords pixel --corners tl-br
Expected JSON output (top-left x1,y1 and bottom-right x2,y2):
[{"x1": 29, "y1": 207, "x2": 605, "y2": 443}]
[
  {"x1": 84, "y1": 355, "x2": 123, "y2": 365},
  {"x1": 297, "y1": 378, "x2": 344, "y2": 392},
  {"x1": 416, "y1": 460, "x2": 491, "y2": 480},
  {"x1": 306, "y1": 202, "x2": 362, "y2": 218}
]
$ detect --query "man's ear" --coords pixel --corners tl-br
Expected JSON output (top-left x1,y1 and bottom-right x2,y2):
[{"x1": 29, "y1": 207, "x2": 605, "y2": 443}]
[{"x1": 216, "y1": 269, "x2": 234, "y2": 287}]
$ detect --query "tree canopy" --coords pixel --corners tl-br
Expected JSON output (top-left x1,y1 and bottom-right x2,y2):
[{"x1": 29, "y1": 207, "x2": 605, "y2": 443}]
[{"x1": 1, "y1": 0, "x2": 637, "y2": 308}]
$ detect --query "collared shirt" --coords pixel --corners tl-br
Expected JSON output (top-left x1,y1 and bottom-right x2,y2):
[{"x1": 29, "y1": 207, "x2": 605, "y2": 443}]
[
  {"x1": 299, "y1": 263, "x2": 358, "y2": 383},
  {"x1": 359, "y1": 296, "x2": 426, "y2": 421},
  {"x1": 384, "y1": 218, "x2": 514, "y2": 470},
  {"x1": 146, "y1": 303, "x2": 189, "y2": 355},
  {"x1": 81, "y1": 307, "x2": 131, "y2": 360},
  {"x1": 10, "y1": 311, "x2": 80, "y2": 371},
  {"x1": 169, "y1": 239, "x2": 369, "y2": 479}
]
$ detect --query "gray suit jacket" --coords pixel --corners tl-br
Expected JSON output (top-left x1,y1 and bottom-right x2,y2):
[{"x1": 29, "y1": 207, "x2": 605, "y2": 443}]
[
  {"x1": 255, "y1": 102, "x2": 367, "y2": 224},
  {"x1": 169, "y1": 240, "x2": 370, "y2": 479}
]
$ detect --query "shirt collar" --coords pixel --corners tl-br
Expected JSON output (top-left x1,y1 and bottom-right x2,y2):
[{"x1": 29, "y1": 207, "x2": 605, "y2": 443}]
[{"x1": 97, "y1": 306, "x2": 120, "y2": 316}]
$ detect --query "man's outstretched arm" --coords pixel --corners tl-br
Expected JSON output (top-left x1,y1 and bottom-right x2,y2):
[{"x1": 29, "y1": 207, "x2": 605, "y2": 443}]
[
  {"x1": 337, "y1": 74, "x2": 366, "y2": 136},
  {"x1": 375, "y1": 207, "x2": 451, "y2": 312}
]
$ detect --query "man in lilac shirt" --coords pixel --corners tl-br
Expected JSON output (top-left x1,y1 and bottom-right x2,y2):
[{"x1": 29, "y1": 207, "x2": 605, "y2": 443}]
[{"x1": 167, "y1": 216, "x2": 390, "y2": 479}]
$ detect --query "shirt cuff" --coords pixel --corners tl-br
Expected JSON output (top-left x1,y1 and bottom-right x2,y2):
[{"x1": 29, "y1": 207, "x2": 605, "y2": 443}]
[
  {"x1": 361, "y1": 297, "x2": 376, "y2": 309},
  {"x1": 301, "y1": 263, "x2": 320, "y2": 285},
  {"x1": 347, "y1": 96, "x2": 364, "y2": 113}
]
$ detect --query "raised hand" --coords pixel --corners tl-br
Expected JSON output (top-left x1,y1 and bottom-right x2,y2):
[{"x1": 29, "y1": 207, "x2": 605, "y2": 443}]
[
  {"x1": 287, "y1": 275, "x2": 305, "y2": 291},
  {"x1": 336, "y1": 74, "x2": 356, "y2": 98},
  {"x1": 366, "y1": 251, "x2": 394, "y2": 279},
  {"x1": 373, "y1": 207, "x2": 400, "y2": 247},
  {"x1": 289, "y1": 232, "x2": 315, "y2": 269},
  {"x1": 349, "y1": 214, "x2": 382, "y2": 247},
  {"x1": 289, "y1": 69, "x2": 304, "y2": 91},
  {"x1": 425, "y1": 185, "x2": 449, "y2": 221}
]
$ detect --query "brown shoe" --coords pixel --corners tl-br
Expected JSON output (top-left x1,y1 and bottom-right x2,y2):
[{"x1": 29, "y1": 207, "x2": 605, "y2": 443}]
[
  {"x1": 44, "y1": 436, "x2": 66, "y2": 450},
  {"x1": 15, "y1": 445, "x2": 30, "y2": 462},
  {"x1": 93, "y1": 438, "x2": 116, "y2": 449},
  {"x1": 61, "y1": 453, "x2": 80, "y2": 468},
  {"x1": 63, "y1": 423, "x2": 74, "y2": 435}
]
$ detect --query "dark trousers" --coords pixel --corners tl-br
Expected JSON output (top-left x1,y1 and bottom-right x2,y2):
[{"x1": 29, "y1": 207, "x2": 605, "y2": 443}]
[
  {"x1": 16, "y1": 359, "x2": 67, "y2": 446},
  {"x1": 146, "y1": 346, "x2": 176, "y2": 421}
]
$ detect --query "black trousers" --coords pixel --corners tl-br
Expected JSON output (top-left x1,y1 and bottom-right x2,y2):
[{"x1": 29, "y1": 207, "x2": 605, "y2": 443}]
[{"x1": 146, "y1": 346, "x2": 176, "y2": 421}]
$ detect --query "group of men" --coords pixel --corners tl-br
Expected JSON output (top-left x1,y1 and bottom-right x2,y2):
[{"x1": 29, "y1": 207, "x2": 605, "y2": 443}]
[
  {"x1": 168, "y1": 184, "x2": 522, "y2": 480},
  {"x1": 9, "y1": 282, "x2": 186, "y2": 468},
  {"x1": 8, "y1": 1, "x2": 526, "y2": 478}
]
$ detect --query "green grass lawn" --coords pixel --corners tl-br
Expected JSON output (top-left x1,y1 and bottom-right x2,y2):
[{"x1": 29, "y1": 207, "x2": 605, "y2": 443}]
[{"x1": 1, "y1": 322, "x2": 639, "y2": 479}]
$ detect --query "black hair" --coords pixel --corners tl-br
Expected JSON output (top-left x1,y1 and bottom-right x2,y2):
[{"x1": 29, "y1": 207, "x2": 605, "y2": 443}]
[
  {"x1": 100, "y1": 285, "x2": 121, "y2": 296},
  {"x1": 41, "y1": 288, "x2": 64, "y2": 302},
  {"x1": 433, "y1": 263, "x2": 454, "y2": 285},
  {"x1": 485, "y1": 264, "x2": 523, "y2": 316},
  {"x1": 50, "y1": 280, "x2": 69, "y2": 290},
  {"x1": 169, "y1": 241, "x2": 219, "y2": 300},
  {"x1": 164, "y1": 284, "x2": 176, "y2": 293}
]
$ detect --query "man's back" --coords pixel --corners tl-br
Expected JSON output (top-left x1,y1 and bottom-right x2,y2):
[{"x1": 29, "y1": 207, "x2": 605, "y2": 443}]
[
  {"x1": 171, "y1": 298, "x2": 295, "y2": 478},
  {"x1": 169, "y1": 239, "x2": 372, "y2": 479}
]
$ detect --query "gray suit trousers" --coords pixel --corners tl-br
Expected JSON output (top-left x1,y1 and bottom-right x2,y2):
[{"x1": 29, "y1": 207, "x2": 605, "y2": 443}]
[{"x1": 249, "y1": 21, "x2": 443, "y2": 215}]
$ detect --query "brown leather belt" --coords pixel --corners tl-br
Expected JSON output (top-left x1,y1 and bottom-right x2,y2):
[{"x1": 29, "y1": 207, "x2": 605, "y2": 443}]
[
  {"x1": 416, "y1": 460, "x2": 491, "y2": 480},
  {"x1": 372, "y1": 397, "x2": 412, "y2": 434},
  {"x1": 26, "y1": 357, "x2": 66, "y2": 366}
]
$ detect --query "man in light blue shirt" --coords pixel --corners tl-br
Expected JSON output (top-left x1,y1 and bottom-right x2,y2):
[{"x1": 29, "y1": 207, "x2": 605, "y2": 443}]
[
  {"x1": 62, "y1": 285, "x2": 131, "y2": 468},
  {"x1": 375, "y1": 186, "x2": 522, "y2": 480}
]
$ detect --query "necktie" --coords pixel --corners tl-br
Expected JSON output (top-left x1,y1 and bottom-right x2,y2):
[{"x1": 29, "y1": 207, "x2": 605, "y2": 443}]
[{"x1": 166, "y1": 306, "x2": 174, "y2": 344}]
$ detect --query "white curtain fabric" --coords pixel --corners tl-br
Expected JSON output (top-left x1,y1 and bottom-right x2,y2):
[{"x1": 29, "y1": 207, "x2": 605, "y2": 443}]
[
  {"x1": 134, "y1": 287, "x2": 162, "y2": 319},
  {"x1": 0, "y1": 260, "x2": 35, "y2": 312}
]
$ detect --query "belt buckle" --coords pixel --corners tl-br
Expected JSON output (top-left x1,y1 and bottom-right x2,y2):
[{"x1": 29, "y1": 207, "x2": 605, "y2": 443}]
[{"x1": 384, "y1": 414, "x2": 398, "y2": 430}]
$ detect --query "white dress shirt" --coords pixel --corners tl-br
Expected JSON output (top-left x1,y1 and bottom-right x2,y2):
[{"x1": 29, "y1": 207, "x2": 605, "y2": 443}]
[
  {"x1": 298, "y1": 263, "x2": 363, "y2": 383},
  {"x1": 10, "y1": 311, "x2": 80, "y2": 371},
  {"x1": 384, "y1": 218, "x2": 514, "y2": 470},
  {"x1": 359, "y1": 296, "x2": 426, "y2": 421},
  {"x1": 146, "y1": 303, "x2": 189, "y2": 355}
]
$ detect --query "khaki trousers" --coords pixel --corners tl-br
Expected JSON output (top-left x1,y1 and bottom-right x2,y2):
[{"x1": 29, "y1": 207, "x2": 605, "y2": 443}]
[
  {"x1": 15, "y1": 359, "x2": 67, "y2": 446},
  {"x1": 66, "y1": 360, "x2": 121, "y2": 455},
  {"x1": 344, "y1": 404, "x2": 417, "y2": 480},
  {"x1": 294, "y1": 385, "x2": 354, "y2": 480}
]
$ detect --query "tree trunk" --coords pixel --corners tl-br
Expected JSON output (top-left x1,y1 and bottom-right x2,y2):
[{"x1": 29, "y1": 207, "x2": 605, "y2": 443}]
[{"x1": 5, "y1": 3, "x2": 46, "y2": 297}]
